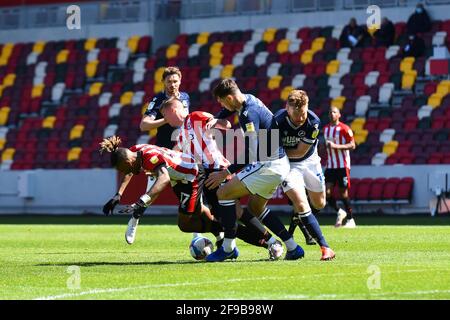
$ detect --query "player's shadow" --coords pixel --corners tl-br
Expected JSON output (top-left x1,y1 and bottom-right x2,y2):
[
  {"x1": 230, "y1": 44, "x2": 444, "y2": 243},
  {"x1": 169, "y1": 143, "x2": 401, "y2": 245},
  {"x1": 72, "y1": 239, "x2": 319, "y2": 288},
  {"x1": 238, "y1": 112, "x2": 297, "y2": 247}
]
[{"x1": 36, "y1": 258, "x2": 269, "y2": 267}]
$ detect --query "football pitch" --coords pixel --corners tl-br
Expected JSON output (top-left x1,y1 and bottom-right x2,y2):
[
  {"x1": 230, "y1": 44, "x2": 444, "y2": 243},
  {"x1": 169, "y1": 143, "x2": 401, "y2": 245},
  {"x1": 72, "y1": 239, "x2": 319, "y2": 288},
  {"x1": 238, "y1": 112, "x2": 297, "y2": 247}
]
[{"x1": 0, "y1": 215, "x2": 449, "y2": 300}]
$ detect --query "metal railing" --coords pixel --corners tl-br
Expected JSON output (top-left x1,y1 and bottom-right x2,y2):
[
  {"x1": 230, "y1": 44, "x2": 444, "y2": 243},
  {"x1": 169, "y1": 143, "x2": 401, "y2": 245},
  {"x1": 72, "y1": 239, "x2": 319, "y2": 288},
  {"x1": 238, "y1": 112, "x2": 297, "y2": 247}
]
[{"x1": 1, "y1": 0, "x2": 450, "y2": 29}]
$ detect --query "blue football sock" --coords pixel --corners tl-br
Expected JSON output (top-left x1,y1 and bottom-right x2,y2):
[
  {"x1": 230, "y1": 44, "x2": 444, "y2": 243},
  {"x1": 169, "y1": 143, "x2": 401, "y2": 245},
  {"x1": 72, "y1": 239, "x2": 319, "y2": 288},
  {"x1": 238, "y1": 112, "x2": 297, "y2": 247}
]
[
  {"x1": 299, "y1": 211, "x2": 329, "y2": 248},
  {"x1": 259, "y1": 208, "x2": 292, "y2": 243}
]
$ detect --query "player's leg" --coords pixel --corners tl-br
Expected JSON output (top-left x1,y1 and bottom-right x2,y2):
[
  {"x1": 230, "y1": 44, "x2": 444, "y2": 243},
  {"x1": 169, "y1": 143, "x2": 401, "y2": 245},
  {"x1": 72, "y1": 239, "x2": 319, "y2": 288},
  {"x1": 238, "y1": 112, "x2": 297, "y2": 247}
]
[
  {"x1": 339, "y1": 168, "x2": 355, "y2": 228},
  {"x1": 282, "y1": 168, "x2": 315, "y2": 245},
  {"x1": 325, "y1": 169, "x2": 347, "y2": 227}
]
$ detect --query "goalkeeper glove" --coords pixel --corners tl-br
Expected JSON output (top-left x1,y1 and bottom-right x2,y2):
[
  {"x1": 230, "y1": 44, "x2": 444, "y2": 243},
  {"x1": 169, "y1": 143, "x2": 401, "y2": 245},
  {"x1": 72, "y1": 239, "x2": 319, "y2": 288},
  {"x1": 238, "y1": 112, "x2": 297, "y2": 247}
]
[{"x1": 103, "y1": 193, "x2": 121, "y2": 216}]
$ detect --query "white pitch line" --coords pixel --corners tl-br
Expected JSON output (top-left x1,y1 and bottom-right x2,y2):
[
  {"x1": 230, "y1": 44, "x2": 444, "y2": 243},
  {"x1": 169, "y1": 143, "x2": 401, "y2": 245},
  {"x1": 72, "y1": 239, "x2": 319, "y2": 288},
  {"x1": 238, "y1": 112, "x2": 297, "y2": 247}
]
[{"x1": 33, "y1": 268, "x2": 450, "y2": 300}]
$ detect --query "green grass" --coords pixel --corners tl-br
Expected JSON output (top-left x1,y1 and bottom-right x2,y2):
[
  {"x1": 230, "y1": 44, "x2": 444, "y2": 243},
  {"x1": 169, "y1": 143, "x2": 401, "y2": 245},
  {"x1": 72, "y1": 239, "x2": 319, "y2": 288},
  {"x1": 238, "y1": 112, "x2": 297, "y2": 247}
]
[{"x1": 0, "y1": 216, "x2": 449, "y2": 300}]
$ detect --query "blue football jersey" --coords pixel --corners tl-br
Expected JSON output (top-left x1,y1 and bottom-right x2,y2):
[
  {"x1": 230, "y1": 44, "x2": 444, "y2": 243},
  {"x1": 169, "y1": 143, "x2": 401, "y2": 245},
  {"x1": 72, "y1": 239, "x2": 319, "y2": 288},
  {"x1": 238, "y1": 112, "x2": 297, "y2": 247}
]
[
  {"x1": 275, "y1": 109, "x2": 321, "y2": 162},
  {"x1": 217, "y1": 94, "x2": 286, "y2": 173},
  {"x1": 144, "y1": 91, "x2": 190, "y2": 148}
]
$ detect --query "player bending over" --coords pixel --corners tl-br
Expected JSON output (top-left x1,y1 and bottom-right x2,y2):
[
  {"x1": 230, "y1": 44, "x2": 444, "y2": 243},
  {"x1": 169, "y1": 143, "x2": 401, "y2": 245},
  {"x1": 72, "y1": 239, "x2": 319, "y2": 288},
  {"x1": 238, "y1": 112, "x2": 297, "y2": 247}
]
[
  {"x1": 100, "y1": 136, "x2": 224, "y2": 244},
  {"x1": 275, "y1": 90, "x2": 335, "y2": 260},
  {"x1": 160, "y1": 97, "x2": 284, "y2": 260},
  {"x1": 204, "y1": 79, "x2": 304, "y2": 262}
]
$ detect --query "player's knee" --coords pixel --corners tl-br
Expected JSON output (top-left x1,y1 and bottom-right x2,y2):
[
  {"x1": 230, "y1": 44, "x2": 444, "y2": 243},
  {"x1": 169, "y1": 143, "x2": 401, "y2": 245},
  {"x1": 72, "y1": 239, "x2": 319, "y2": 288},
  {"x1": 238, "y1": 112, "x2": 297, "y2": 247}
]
[
  {"x1": 216, "y1": 187, "x2": 228, "y2": 200},
  {"x1": 314, "y1": 197, "x2": 326, "y2": 210}
]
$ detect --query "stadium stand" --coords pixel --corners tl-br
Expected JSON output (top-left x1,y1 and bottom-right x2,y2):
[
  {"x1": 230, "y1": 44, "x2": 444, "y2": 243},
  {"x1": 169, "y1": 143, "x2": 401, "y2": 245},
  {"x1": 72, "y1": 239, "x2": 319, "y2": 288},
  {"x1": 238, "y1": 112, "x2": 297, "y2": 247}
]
[{"x1": 2, "y1": 15, "x2": 450, "y2": 204}]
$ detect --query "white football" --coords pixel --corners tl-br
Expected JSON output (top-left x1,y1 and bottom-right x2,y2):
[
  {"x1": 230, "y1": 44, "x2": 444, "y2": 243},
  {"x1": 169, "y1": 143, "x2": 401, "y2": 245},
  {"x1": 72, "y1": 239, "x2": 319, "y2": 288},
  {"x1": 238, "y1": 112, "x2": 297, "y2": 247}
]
[{"x1": 189, "y1": 236, "x2": 214, "y2": 260}]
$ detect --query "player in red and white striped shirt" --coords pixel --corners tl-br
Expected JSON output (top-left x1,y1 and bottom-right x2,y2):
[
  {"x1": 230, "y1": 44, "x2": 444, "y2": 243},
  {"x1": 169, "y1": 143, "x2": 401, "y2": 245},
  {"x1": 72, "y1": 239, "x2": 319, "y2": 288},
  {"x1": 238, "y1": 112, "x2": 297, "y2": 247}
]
[
  {"x1": 323, "y1": 107, "x2": 356, "y2": 228},
  {"x1": 100, "y1": 136, "x2": 224, "y2": 245},
  {"x1": 160, "y1": 97, "x2": 284, "y2": 260}
]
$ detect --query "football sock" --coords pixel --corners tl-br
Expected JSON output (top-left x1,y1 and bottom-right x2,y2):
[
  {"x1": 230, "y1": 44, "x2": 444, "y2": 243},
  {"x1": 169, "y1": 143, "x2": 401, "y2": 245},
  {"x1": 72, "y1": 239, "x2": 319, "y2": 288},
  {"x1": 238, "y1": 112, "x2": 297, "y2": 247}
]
[
  {"x1": 311, "y1": 206, "x2": 321, "y2": 215},
  {"x1": 266, "y1": 236, "x2": 276, "y2": 246},
  {"x1": 297, "y1": 219, "x2": 314, "y2": 241},
  {"x1": 299, "y1": 211, "x2": 329, "y2": 248},
  {"x1": 342, "y1": 198, "x2": 353, "y2": 219},
  {"x1": 236, "y1": 224, "x2": 267, "y2": 248},
  {"x1": 216, "y1": 232, "x2": 224, "y2": 242},
  {"x1": 222, "y1": 238, "x2": 236, "y2": 253},
  {"x1": 284, "y1": 238, "x2": 298, "y2": 251},
  {"x1": 259, "y1": 208, "x2": 295, "y2": 246},
  {"x1": 240, "y1": 209, "x2": 267, "y2": 234},
  {"x1": 326, "y1": 196, "x2": 340, "y2": 212},
  {"x1": 217, "y1": 200, "x2": 238, "y2": 239}
]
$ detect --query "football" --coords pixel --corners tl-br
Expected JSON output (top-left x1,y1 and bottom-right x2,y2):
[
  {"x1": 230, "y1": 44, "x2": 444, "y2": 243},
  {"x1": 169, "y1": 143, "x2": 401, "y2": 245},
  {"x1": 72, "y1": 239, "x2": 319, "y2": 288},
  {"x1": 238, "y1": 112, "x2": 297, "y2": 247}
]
[{"x1": 189, "y1": 236, "x2": 214, "y2": 260}]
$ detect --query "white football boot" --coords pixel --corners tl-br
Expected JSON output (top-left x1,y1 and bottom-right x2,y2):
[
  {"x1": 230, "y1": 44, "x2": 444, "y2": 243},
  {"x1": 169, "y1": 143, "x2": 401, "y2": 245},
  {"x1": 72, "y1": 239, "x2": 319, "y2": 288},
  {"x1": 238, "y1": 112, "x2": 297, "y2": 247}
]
[
  {"x1": 125, "y1": 217, "x2": 139, "y2": 244},
  {"x1": 343, "y1": 218, "x2": 356, "y2": 228},
  {"x1": 334, "y1": 208, "x2": 347, "y2": 228}
]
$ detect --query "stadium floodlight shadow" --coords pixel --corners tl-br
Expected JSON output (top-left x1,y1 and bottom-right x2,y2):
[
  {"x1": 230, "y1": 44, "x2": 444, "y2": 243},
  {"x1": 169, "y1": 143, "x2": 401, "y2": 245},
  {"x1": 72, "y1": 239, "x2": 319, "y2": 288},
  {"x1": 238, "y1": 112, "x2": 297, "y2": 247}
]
[{"x1": 36, "y1": 258, "x2": 272, "y2": 267}]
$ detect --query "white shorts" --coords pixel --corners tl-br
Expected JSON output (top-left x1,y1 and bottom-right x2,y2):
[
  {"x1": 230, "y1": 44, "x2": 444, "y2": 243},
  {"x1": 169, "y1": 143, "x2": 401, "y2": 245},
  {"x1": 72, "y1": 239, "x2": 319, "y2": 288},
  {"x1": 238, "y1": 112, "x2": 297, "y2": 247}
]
[
  {"x1": 281, "y1": 158, "x2": 325, "y2": 193},
  {"x1": 237, "y1": 156, "x2": 290, "y2": 200}
]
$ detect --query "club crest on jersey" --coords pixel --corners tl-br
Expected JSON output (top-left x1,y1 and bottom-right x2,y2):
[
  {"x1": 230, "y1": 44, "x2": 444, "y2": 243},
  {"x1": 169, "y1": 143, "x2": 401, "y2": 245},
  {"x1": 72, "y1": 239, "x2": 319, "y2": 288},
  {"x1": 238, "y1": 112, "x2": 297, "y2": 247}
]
[
  {"x1": 245, "y1": 122, "x2": 255, "y2": 132},
  {"x1": 297, "y1": 131, "x2": 306, "y2": 137},
  {"x1": 243, "y1": 110, "x2": 249, "y2": 117},
  {"x1": 150, "y1": 155, "x2": 159, "y2": 164}
]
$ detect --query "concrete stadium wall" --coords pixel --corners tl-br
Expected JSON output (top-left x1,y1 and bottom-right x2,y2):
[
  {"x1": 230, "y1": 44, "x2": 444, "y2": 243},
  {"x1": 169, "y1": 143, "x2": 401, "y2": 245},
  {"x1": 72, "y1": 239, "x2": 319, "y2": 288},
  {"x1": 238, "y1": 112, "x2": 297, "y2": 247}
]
[
  {"x1": 0, "y1": 21, "x2": 153, "y2": 44},
  {"x1": 0, "y1": 165, "x2": 449, "y2": 215},
  {"x1": 180, "y1": 4, "x2": 450, "y2": 34}
]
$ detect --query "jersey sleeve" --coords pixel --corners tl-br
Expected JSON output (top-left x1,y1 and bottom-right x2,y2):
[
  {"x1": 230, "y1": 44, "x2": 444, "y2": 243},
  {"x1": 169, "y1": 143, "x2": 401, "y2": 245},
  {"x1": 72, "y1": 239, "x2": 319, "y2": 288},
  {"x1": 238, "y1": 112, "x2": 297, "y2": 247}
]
[
  {"x1": 143, "y1": 96, "x2": 159, "y2": 118},
  {"x1": 301, "y1": 119, "x2": 321, "y2": 145},
  {"x1": 142, "y1": 151, "x2": 166, "y2": 172},
  {"x1": 191, "y1": 111, "x2": 214, "y2": 126},
  {"x1": 342, "y1": 125, "x2": 355, "y2": 143}
]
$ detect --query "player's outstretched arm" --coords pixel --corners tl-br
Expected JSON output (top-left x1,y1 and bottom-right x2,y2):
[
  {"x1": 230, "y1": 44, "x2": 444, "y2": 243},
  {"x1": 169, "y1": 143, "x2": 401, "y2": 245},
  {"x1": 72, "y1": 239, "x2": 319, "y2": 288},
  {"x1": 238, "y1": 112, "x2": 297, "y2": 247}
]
[
  {"x1": 139, "y1": 115, "x2": 167, "y2": 132},
  {"x1": 205, "y1": 118, "x2": 232, "y2": 130},
  {"x1": 102, "y1": 173, "x2": 133, "y2": 215}
]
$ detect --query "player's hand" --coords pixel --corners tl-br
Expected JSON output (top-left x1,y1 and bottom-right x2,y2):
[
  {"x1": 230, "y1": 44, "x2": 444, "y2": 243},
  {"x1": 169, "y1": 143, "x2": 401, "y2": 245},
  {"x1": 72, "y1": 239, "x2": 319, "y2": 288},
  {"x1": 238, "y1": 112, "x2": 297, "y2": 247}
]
[
  {"x1": 205, "y1": 118, "x2": 218, "y2": 130},
  {"x1": 326, "y1": 140, "x2": 337, "y2": 149},
  {"x1": 205, "y1": 170, "x2": 229, "y2": 190},
  {"x1": 102, "y1": 193, "x2": 121, "y2": 216},
  {"x1": 119, "y1": 200, "x2": 147, "y2": 218}
]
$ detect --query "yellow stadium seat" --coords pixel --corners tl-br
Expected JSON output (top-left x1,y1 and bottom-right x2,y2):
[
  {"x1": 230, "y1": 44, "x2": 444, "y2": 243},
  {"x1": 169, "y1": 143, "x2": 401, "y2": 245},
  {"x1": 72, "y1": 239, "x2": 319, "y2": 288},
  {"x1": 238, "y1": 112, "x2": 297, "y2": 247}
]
[
  {"x1": 3, "y1": 74, "x2": 16, "y2": 87},
  {"x1": 89, "y1": 82, "x2": 103, "y2": 96},
  {"x1": 31, "y1": 84, "x2": 44, "y2": 98},
  {"x1": 67, "y1": 147, "x2": 82, "y2": 161},
  {"x1": 301, "y1": 50, "x2": 314, "y2": 65},
  {"x1": 197, "y1": 32, "x2": 210, "y2": 45},
  {"x1": 436, "y1": 80, "x2": 450, "y2": 96},
  {"x1": 84, "y1": 38, "x2": 97, "y2": 51},
  {"x1": 0, "y1": 85, "x2": 3, "y2": 96},
  {"x1": 281, "y1": 86, "x2": 294, "y2": 100},
  {"x1": 32, "y1": 41, "x2": 46, "y2": 54},
  {"x1": 354, "y1": 129, "x2": 368, "y2": 145},
  {"x1": 209, "y1": 56, "x2": 222, "y2": 67},
  {"x1": 351, "y1": 118, "x2": 366, "y2": 132},
  {"x1": 86, "y1": 61, "x2": 99, "y2": 78},
  {"x1": 127, "y1": 36, "x2": 140, "y2": 53},
  {"x1": 56, "y1": 49, "x2": 69, "y2": 64},
  {"x1": 311, "y1": 37, "x2": 326, "y2": 51},
  {"x1": 220, "y1": 65, "x2": 234, "y2": 78},
  {"x1": 428, "y1": 93, "x2": 443, "y2": 108},
  {"x1": 326, "y1": 60, "x2": 340, "y2": 75},
  {"x1": 331, "y1": 96, "x2": 346, "y2": 110},
  {"x1": 69, "y1": 125, "x2": 84, "y2": 140},
  {"x1": 154, "y1": 67, "x2": 165, "y2": 82},
  {"x1": 367, "y1": 25, "x2": 379, "y2": 37},
  {"x1": 210, "y1": 42, "x2": 223, "y2": 56},
  {"x1": 0, "y1": 138, "x2": 5, "y2": 151},
  {"x1": 268, "y1": 76, "x2": 282, "y2": 90},
  {"x1": 154, "y1": 81, "x2": 164, "y2": 93},
  {"x1": 276, "y1": 39, "x2": 290, "y2": 54},
  {"x1": 0, "y1": 106, "x2": 10, "y2": 126},
  {"x1": 0, "y1": 57, "x2": 9, "y2": 66},
  {"x1": 263, "y1": 28, "x2": 277, "y2": 43},
  {"x1": 149, "y1": 128, "x2": 157, "y2": 137},
  {"x1": 400, "y1": 57, "x2": 415, "y2": 73},
  {"x1": 1, "y1": 148, "x2": 15, "y2": 162},
  {"x1": 120, "y1": 92, "x2": 134, "y2": 106},
  {"x1": 42, "y1": 116, "x2": 56, "y2": 129},
  {"x1": 166, "y1": 44, "x2": 180, "y2": 59},
  {"x1": 382, "y1": 140, "x2": 399, "y2": 156},
  {"x1": 401, "y1": 70, "x2": 417, "y2": 90}
]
